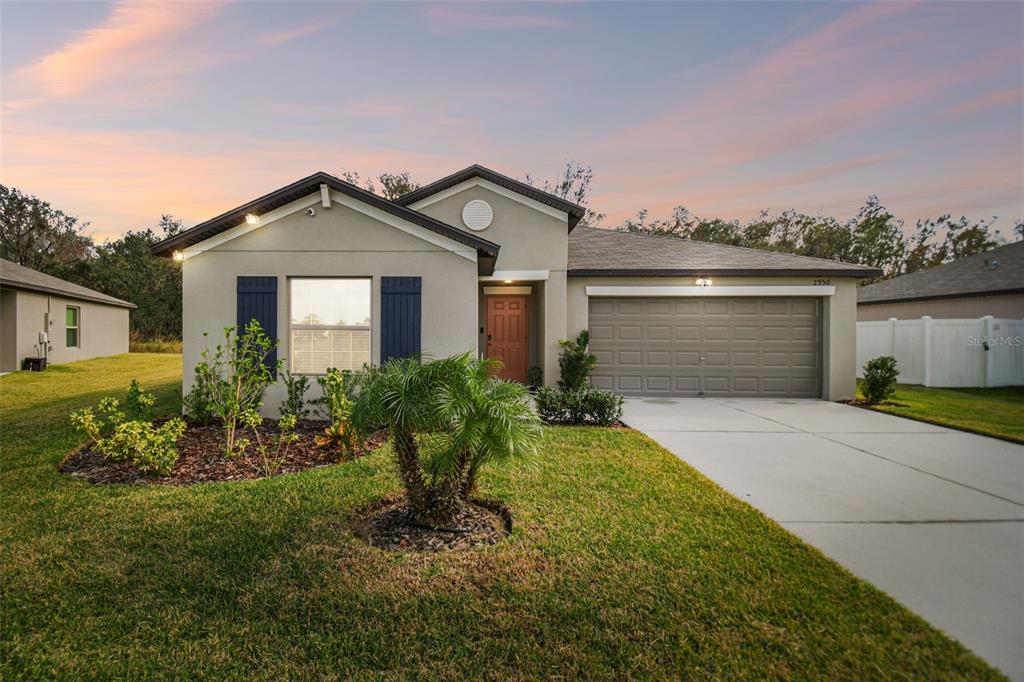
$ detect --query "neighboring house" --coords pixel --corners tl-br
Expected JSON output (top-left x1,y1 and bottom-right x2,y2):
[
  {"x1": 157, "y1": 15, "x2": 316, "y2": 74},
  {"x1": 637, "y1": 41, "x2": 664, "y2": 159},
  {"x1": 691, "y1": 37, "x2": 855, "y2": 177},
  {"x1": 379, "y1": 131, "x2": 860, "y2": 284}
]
[
  {"x1": 0, "y1": 259, "x2": 134, "y2": 373},
  {"x1": 858, "y1": 241, "x2": 1024, "y2": 321},
  {"x1": 152, "y1": 165, "x2": 879, "y2": 411}
]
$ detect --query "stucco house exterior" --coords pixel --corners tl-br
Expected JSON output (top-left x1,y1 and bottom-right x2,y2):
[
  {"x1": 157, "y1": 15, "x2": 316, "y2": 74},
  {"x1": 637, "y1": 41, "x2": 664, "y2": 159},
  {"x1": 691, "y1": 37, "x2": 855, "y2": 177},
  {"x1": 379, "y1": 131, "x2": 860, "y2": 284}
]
[
  {"x1": 0, "y1": 259, "x2": 134, "y2": 373},
  {"x1": 858, "y1": 240, "x2": 1024, "y2": 321},
  {"x1": 152, "y1": 165, "x2": 879, "y2": 413}
]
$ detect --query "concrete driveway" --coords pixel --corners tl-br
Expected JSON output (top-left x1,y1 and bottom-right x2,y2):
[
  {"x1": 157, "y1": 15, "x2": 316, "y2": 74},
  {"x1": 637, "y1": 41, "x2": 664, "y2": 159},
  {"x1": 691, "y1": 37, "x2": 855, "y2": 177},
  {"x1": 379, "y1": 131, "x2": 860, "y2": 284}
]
[{"x1": 622, "y1": 398, "x2": 1024, "y2": 680}]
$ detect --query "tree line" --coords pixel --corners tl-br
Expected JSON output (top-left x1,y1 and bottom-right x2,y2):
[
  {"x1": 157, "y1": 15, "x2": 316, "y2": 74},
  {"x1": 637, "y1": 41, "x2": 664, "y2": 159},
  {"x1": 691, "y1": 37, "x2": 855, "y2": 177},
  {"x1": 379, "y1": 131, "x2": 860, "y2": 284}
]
[{"x1": 1, "y1": 166, "x2": 1020, "y2": 341}]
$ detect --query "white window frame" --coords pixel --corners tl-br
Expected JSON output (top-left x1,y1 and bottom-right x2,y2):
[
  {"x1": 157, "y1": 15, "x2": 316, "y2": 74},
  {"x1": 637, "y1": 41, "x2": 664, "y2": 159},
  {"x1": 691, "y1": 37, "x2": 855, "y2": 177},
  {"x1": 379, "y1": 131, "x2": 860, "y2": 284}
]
[
  {"x1": 66, "y1": 305, "x2": 81, "y2": 348},
  {"x1": 288, "y1": 277, "x2": 372, "y2": 376}
]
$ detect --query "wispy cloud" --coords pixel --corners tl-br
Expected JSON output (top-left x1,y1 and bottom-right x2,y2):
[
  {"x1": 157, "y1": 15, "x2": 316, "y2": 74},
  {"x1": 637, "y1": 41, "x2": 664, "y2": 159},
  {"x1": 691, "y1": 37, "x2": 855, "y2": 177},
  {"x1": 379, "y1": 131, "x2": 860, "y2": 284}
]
[
  {"x1": 14, "y1": 0, "x2": 227, "y2": 102},
  {"x1": 423, "y1": 5, "x2": 570, "y2": 33},
  {"x1": 949, "y1": 87, "x2": 1024, "y2": 117},
  {"x1": 260, "y1": 8, "x2": 354, "y2": 46}
]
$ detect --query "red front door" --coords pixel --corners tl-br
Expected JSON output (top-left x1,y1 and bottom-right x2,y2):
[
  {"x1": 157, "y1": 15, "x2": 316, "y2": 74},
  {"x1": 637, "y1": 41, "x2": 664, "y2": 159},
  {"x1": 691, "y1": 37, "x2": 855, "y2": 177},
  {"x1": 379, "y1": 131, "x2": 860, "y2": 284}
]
[{"x1": 486, "y1": 295, "x2": 528, "y2": 382}]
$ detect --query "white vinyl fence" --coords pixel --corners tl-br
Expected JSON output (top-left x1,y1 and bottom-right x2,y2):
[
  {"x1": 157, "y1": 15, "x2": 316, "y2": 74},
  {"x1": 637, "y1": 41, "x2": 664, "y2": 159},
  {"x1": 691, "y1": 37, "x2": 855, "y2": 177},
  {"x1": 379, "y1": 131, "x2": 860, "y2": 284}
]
[{"x1": 856, "y1": 316, "x2": 1024, "y2": 387}]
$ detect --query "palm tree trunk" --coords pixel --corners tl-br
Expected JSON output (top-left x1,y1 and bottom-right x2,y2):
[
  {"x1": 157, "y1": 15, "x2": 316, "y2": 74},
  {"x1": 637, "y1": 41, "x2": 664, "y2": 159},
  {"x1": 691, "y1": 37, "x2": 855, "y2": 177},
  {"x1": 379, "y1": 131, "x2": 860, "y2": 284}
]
[
  {"x1": 461, "y1": 459, "x2": 481, "y2": 498},
  {"x1": 391, "y1": 426, "x2": 428, "y2": 514}
]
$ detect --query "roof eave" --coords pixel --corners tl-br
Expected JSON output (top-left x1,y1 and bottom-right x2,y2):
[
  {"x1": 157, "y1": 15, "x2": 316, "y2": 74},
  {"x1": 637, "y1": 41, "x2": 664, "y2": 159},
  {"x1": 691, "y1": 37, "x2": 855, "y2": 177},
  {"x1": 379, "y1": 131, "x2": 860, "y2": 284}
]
[
  {"x1": 150, "y1": 171, "x2": 500, "y2": 259},
  {"x1": 858, "y1": 286, "x2": 1024, "y2": 306},
  {"x1": 568, "y1": 267, "x2": 884, "y2": 278},
  {"x1": 0, "y1": 280, "x2": 137, "y2": 309}
]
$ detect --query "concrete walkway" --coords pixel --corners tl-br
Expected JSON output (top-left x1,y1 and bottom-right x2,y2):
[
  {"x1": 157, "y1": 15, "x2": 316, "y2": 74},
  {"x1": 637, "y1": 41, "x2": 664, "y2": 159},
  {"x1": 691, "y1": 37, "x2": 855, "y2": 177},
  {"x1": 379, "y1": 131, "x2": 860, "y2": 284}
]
[{"x1": 622, "y1": 397, "x2": 1024, "y2": 680}]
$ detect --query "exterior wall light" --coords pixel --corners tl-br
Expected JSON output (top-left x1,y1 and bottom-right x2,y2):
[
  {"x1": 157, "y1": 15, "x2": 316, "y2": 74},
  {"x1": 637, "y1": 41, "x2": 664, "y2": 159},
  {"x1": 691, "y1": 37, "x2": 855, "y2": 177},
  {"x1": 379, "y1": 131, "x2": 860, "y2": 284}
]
[
  {"x1": 245, "y1": 213, "x2": 260, "y2": 226},
  {"x1": 172, "y1": 251, "x2": 185, "y2": 262},
  {"x1": 695, "y1": 278, "x2": 712, "y2": 287}
]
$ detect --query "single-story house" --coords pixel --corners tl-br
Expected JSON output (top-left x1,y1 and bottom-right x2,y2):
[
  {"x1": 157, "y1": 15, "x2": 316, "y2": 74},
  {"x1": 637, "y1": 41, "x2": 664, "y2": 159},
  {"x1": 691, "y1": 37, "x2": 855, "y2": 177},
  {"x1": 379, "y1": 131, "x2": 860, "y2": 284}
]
[
  {"x1": 0, "y1": 259, "x2": 134, "y2": 373},
  {"x1": 858, "y1": 241, "x2": 1024, "y2": 321},
  {"x1": 152, "y1": 164, "x2": 879, "y2": 412}
]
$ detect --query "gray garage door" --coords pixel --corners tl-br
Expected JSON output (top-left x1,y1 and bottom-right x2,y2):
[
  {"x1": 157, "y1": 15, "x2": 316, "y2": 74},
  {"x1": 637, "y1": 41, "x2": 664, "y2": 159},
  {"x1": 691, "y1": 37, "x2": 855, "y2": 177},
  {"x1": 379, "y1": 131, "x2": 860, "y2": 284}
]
[{"x1": 588, "y1": 297, "x2": 822, "y2": 398}]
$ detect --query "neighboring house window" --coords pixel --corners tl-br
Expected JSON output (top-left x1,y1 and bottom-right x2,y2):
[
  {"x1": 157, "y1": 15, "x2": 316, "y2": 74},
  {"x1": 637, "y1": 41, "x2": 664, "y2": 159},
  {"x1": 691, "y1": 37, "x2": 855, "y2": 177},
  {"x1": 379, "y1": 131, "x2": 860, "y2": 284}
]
[
  {"x1": 66, "y1": 306, "x2": 80, "y2": 347},
  {"x1": 289, "y1": 278, "x2": 371, "y2": 374}
]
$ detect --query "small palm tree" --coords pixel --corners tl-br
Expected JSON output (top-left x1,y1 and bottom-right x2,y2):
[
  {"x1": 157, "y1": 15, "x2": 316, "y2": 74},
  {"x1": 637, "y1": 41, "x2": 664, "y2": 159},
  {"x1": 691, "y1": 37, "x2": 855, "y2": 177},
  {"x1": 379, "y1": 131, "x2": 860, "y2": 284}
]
[{"x1": 352, "y1": 353, "x2": 542, "y2": 527}]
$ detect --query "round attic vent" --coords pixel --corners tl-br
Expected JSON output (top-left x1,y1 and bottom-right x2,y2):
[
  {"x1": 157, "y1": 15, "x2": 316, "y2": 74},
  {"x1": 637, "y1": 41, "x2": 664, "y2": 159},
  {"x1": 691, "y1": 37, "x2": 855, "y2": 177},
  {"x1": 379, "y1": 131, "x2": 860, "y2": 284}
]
[{"x1": 462, "y1": 199, "x2": 493, "y2": 231}]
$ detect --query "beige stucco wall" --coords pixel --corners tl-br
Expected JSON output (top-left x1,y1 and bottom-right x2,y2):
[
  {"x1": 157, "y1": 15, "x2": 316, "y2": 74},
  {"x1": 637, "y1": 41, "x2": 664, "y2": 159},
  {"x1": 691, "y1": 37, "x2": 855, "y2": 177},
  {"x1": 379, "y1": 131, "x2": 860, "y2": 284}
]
[
  {"x1": 1, "y1": 290, "x2": 18, "y2": 372},
  {"x1": 566, "y1": 276, "x2": 862, "y2": 401},
  {"x1": 0, "y1": 288, "x2": 129, "y2": 371},
  {"x1": 182, "y1": 199, "x2": 478, "y2": 416},
  {"x1": 412, "y1": 183, "x2": 570, "y2": 384},
  {"x1": 857, "y1": 293, "x2": 1024, "y2": 321}
]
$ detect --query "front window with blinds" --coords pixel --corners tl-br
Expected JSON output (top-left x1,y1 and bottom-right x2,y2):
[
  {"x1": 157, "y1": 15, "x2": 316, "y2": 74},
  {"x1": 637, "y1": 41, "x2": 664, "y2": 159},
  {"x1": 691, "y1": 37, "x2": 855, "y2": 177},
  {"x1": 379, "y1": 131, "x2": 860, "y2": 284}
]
[{"x1": 290, "y1": 278, "x2": 371, "y2": 374}]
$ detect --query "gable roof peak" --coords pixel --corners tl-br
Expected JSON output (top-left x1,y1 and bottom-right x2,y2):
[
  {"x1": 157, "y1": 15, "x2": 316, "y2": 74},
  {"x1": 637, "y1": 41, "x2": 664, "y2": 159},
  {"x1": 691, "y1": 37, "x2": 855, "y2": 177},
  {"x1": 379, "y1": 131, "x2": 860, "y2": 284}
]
[{"x1": 395, "y1": 163, "x2": 586, "y2": 230}]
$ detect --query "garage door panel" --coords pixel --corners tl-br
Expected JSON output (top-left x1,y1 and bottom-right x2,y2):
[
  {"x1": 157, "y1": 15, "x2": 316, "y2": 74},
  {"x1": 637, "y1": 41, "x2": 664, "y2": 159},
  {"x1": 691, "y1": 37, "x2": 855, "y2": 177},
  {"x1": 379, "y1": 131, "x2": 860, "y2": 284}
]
[
  {"x1": 589, "y1": 296, "x2": 821, "y2": 398},
  {"x1": 675, "y1": 325, "x2": 701, "y2": 340}
]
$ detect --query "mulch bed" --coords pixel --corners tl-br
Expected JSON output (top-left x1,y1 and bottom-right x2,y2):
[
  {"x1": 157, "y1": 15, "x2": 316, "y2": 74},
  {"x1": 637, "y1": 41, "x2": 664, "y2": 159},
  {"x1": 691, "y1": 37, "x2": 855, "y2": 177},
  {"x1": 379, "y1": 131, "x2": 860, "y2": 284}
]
[
  {"x1": 60, "y1": 419, "x2": 387, "y2": 486},
  {"x1": 351, "y1": 495, "x2": 512, "y2": 552}
]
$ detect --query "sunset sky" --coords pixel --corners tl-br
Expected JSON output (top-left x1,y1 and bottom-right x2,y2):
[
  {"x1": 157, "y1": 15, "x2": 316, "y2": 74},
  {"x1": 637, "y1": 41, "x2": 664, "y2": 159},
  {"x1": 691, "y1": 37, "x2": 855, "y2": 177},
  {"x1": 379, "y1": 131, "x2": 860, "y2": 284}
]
[{"x1": 2, "y1": 1, "x2": 1022, "y2": 242}]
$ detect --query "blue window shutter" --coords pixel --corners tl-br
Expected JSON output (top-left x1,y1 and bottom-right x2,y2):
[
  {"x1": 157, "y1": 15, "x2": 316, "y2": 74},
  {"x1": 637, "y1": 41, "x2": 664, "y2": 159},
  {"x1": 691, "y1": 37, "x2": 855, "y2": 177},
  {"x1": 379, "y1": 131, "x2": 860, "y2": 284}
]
[
  {"x1": 380, "y1": 276, "x2": 421, "y2": 364},
  {"x1": 237, "y1": 276, "x2": 278, "y2": 378}
]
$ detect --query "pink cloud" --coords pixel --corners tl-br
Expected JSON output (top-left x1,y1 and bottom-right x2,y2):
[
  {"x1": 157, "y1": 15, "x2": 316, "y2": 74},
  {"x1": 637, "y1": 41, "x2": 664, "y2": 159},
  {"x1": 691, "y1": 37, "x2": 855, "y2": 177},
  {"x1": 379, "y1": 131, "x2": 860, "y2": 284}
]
[
  {"x1": 423, "y1": 5, "x2": 570, "y2": 32},
  {"x1": 260, "y1": 8, "x2": 355, "y2": 46},
  {"x1": 14, "y1": 0, "x2": 227, "y2": 101},
  {"x1": 949, "y1": 87, "x2": 1024, "y2": 117}
]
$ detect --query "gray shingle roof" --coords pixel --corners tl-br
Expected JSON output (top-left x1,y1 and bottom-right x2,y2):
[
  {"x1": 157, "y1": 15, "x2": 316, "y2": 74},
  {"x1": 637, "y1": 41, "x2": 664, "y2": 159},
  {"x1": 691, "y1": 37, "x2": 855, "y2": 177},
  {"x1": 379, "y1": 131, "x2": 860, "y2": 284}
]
[
  {"x1": 0, "y1": 259, "x2": 136, "y2": 308},
  {"x1": 567, "y1": 227, "x2": 882, "y2": 277},
  {"x1": 858, "y1": 240, "x2": 1024, "y2": 304}
]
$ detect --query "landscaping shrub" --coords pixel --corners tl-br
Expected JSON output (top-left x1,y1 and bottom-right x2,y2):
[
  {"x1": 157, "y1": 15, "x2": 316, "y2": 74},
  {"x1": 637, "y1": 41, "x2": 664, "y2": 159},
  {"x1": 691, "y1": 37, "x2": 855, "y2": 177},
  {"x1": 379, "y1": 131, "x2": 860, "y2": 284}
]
[
  {"x1": 280, "y1": 371, "x2": 310, "y2": 419},
  {"x1": 534, "y1": 386, "x2": 623, "y2": 426},
  {"x1": 313, "y1": 368, "x2": 361, "y2": 458},
  {"x1": 184, "y1": 332, "x2": 223, "y2": 426},
  {"x1": 187, "y1": 321, "x2": 281, "y2": 456},
  {"x1": 557, "y1": 330, "x2": 597, "y2": 391},
  {"x1": 862, "y1": 356, "x2": 899, "y2": 404},
  {"x1": 70, "y1": 386, "x2": 186, "y2": 476},
  {"x1": 241, "y1": 410, "x2": 298, "y2": 477},
  {"x1": 125, "y1": 379, "x2": 155, "y2": 421},
  {"x1": 584, "y1": 388, "x2": 625, "y2": 426},
  {"x1": 526, "y1": 365, "x2": 543, "y2": 390}
]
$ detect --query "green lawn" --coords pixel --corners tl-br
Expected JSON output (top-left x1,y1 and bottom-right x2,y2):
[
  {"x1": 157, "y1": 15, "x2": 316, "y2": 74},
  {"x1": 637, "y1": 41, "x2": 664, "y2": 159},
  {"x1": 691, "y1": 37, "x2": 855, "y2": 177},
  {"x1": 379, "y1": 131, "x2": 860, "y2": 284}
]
[
  {"x1": 859, "y1": 382, "x2": 1024, "y2": 444},
  {"x1": 1, "y1": 355, "x2": 1002, "y2": 679}
]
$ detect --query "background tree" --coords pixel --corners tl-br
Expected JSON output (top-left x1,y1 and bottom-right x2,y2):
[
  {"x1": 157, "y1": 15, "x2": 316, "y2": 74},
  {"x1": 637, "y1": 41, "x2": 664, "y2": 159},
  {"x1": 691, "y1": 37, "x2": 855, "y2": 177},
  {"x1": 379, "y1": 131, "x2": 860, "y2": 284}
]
[
  {"x1": 0, "y1": 185, "x2": 93, "y2": 271},
  {"x1": 524, "y1": 161, "x2": 606, "y2": 226},
  {"x1": 846, "y1": 196, "x2": 906, "y2": 280},
  {"x1": 338, "y1": 170, "x2": 420, "y2": 199}
]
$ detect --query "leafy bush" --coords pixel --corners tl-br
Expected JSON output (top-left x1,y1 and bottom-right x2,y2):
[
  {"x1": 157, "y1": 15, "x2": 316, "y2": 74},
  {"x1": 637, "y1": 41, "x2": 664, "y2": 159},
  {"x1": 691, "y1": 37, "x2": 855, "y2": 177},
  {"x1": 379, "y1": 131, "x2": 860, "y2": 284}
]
[
  {"x1": 186, "y1": 321, "x2": 281, "y2": 456},
  {"x1": 107, "y1": 418, "x2": 186, "y2": 475},
  {"x1": 535, "y1": 386, "x2": 623, "y2": 426},
  {"x1": 125, "y1": 379, "x2": 155, "y2": 421},
  {"x1": 184, "y1": 332, "x2": 223, "y2": 426},
  {"x1": 558, "y1": 330, "x2": 597, "y2": 391},
  {"x1": 280, "y1": 371, "x2": 310, "y2": 419},
  {"x1": 241, "y1": 410, "x2": 298, "y2": 477},
  {"x1": 313, "y1": 369, "x2": 361, "y2": 457},
  {"x1": 862, "y1": 356, "x2": 899, "y2": 404},
  {"x1": 526, "y1": 366, "x2": 543, "y2": 390},
  {"x1": 70, "y1": 390, "x2": 185, "y2": 476},
  {"x1": 584, "y1": 389, "x2": 625, "y2": 426}
]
